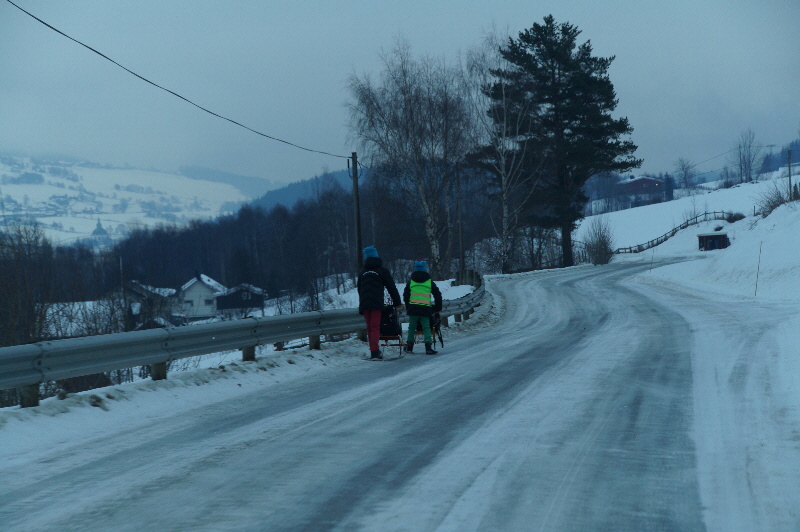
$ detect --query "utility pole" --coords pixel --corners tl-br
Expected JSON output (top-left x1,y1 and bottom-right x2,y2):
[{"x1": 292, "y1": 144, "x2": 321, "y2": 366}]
[
  {"x1": 351, "y1": 152, "x2": 363, "y2": 271},
  {"x1": 789, "y1": 149, "x2": 793, "y2": 200},
  {"x1": 456, "y1": 164, "x2": 464, "y2": 283},
  {"x1": 120, "y1": 255, "x2": 131, "y2": 332}
]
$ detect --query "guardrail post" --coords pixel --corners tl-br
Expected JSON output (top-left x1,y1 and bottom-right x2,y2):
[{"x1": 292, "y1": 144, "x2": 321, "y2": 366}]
[
  {"x1": 309, "y1": 335, "x2": 321, "y2": 350},
  {"x1": 19, "y1": 384, "x2": 39, "y2": 408},
  {"x1": 454, "y1": 313, "x2": 462, "y2": 323},
  {"x1": 242, "y1": 345, "x2": 256, "y2": 362},
  {"x1": 440, "y1": 315, "x2": 449, "y2": 328},
  {"x1": 151, "y1": 362, "x2": 168, "y2": 381}
]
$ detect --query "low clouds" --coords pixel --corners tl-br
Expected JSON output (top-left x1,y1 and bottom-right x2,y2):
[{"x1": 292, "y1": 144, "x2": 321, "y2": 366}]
[{"x1": 1, "y1": 1, "x2": 797, "y2": 183}]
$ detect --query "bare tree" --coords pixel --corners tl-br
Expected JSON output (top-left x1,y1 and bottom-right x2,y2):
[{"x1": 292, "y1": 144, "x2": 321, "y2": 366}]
[
  {"x1": 756, "y1": 180, "x2": 789, "y2": 217},
  {"x1": 347, "y1": 40, "x2": 472, "y2": 276},
  {"x1": 718, "y1": 165, "x2": 737, "y2": 189},
  {"x1": 0, "y1": 221, "x2": 53, "y2": 347},
  {"x1": 463, "y1": 31, "x2": 543, "y2": 273},
  {"x1": 0, "y1": 221, "x2": 55, "y2": 405},
  {"x1": 674, "y1": 158, "x2": 696, "y2": 189},
  {"x1": 735, "y1": 128, "x2": 762, "y2": 183}
]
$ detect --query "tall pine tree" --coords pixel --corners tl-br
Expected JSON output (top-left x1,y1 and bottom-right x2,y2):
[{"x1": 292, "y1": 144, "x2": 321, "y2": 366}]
[{"x1": 495, "y1": 15, "x2": 641, "y2": 266}]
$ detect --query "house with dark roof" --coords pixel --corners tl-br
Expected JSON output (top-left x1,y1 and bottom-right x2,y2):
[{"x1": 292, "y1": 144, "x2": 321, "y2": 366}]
[
  {"x1": 216, "y1": 284, "x2": 266, "y2": 317},
  {"x1": 126, "y1": 280, "x2": 179, "y2": 327}
]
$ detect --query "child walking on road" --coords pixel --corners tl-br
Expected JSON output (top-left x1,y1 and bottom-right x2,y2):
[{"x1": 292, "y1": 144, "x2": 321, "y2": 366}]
[{"x1": 403, "y1": 261, "x2": 442, "y2": 355}]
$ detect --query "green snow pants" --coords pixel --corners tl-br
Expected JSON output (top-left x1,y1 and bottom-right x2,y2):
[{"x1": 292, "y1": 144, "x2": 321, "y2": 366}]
[{"x1": 407, "y1": 315, "x2": 432, "y2": 343}]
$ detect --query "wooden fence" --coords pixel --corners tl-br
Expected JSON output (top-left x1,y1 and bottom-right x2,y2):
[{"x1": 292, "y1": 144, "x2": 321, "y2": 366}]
[{"x1": 614, "y1": 211, "x2": 736, "y2": 254}]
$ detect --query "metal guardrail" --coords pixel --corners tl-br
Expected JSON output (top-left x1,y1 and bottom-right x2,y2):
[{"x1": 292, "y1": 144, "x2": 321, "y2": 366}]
[
  {"x1": 614, "y1": 211, "x2": 735, "y2": 254},
  {"x1": 0, "y1": 280, "x2": 485, "y2": 396}
]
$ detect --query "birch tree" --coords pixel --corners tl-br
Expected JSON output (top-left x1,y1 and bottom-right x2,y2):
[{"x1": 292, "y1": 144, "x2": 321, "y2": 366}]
[
  {"x1": 347, "y1": 41, "x2": 471, "y2": 276},
  {"x1": 463, "y1": 31, "x2": 544, "y2": 273}
]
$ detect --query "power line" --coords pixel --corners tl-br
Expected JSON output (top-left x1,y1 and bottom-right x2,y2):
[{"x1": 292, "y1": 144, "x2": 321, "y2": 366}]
[
  {"x1": 689, "y1": 145, "x2": 781, "y2": 173},
  {"x1": 688, "y1": 149, "x2": 736, "y2": 170},
  {"x1": 4, "y1": 0, "x2": 348, "y2": 160},
  {"x1": 692, "y1": 166, "x2": 727, "y2": 180}
]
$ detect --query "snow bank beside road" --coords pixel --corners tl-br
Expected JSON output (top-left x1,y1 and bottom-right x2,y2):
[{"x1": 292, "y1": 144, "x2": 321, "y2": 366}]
[
  {"x1": 0, "y1": 280, "x2": 487, "y2": 470},
  {"x1": 623, "y1": 201, "x2": 800, "y2": 531},
  {"x1": 632, "y1": 204, "x2": 800, "y2": 302}
]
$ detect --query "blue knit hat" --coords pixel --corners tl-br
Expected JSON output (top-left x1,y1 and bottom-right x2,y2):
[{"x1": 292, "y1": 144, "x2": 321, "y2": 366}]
[
  {"x1": 414, "y1": 260, "x2": 428, "y2": 272},
  {"x1": 363, "y1": 246, "x2": 378, "y2": 259}
]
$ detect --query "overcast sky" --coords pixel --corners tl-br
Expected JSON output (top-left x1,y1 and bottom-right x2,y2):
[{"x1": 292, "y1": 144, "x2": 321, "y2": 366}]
[{"x1": 1, "y1": 0, "x2": 798, "y2": 186}]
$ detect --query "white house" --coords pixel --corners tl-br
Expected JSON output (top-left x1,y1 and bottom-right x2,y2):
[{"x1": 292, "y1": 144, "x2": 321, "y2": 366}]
[{"x1": 178, "y1": 274, "x2": 226, "y2": 320}]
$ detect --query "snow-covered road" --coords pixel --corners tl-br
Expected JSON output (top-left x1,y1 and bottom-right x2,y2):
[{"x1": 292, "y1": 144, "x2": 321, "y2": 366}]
[{"x1": 2, "y1": 261, "x2": 799, "y2": 531}]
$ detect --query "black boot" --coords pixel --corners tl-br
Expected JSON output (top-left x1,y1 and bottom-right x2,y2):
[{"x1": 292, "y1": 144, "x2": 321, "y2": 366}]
[
  {"x1": 370, "y1": 350, "x2": 383, "y2": 359},
  {"x1": 425, "y1": 342, "x2": 438, "y2": 355},
  {"x1": 405, "y1": 341, "x2": 414, "y2": 353}
]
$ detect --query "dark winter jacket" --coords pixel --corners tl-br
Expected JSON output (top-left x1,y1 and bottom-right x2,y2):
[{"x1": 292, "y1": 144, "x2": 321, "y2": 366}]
[
  {"x1": 403, "y1": 270, "x2": 443, "y2": 317},
  {"x1": 357, "y1": 256, "x2": 401, "y2": 314}
]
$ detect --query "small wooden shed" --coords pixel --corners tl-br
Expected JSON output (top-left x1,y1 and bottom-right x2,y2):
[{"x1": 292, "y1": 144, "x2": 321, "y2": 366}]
[{"x1": 697, "y1": 232, "x2": 729, "y2": 251}]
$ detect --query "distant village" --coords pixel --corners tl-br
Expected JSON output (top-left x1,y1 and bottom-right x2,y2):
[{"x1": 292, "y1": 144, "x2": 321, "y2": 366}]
[{"x1": 0, "y1": 156, "x2": 242, "y2": 250}]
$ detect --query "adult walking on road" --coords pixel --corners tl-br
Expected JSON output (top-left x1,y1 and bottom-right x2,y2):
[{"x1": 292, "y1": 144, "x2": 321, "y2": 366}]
[{"x1": 357, "y1": 246, "x2": 402, "y2": 359}]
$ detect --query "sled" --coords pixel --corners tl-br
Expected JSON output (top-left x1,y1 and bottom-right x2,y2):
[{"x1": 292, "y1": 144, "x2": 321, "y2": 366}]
[
  {"x1": 414, "y1": 312, "x2": 444, "y2": 349},
  {"x1": 378, "y1": 304, "x2": 405, "y2": 358}
]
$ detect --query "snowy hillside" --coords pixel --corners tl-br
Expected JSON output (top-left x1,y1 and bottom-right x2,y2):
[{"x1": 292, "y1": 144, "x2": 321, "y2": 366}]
[
  {"x1": 574, "y1": 167, "x2": 800, "y2": 303},
  {"x1": 576, "y1": 167, "x2": 795, "y2": 249},
  {"x1": 0, "y1": 156, "x2": 249, "y2": 246}
]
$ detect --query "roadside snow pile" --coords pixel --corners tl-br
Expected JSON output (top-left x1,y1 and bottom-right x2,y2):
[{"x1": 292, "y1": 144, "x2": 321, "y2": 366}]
[
  {"x1": 264, "y1": 277, "x2": 474, "y2": 315},
  {"x1": 0, "y1": 286, "x2": 496, "y2": 466},
  {"x1": 0, "y1": 278, "x2": 479, "y2": 422}
]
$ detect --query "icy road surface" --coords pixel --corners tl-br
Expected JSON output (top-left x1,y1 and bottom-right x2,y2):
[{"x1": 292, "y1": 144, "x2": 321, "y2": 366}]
[{"x1": 2, "y1": 261, "x2": 800, "y2": 531}]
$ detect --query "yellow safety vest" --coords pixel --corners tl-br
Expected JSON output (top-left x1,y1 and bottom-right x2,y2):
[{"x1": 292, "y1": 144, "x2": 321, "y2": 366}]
[{"x1": 409, "y1": 279, "x2": 432, "y2": 306}]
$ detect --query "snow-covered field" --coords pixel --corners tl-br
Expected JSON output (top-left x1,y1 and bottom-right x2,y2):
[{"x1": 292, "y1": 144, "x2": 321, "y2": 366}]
[
  {"x1": 1, "y1": 167, "x2": 800, "y2": 530},
  {"x1": 0, "y1": 157, "x2": 247, "y2": 245}
]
